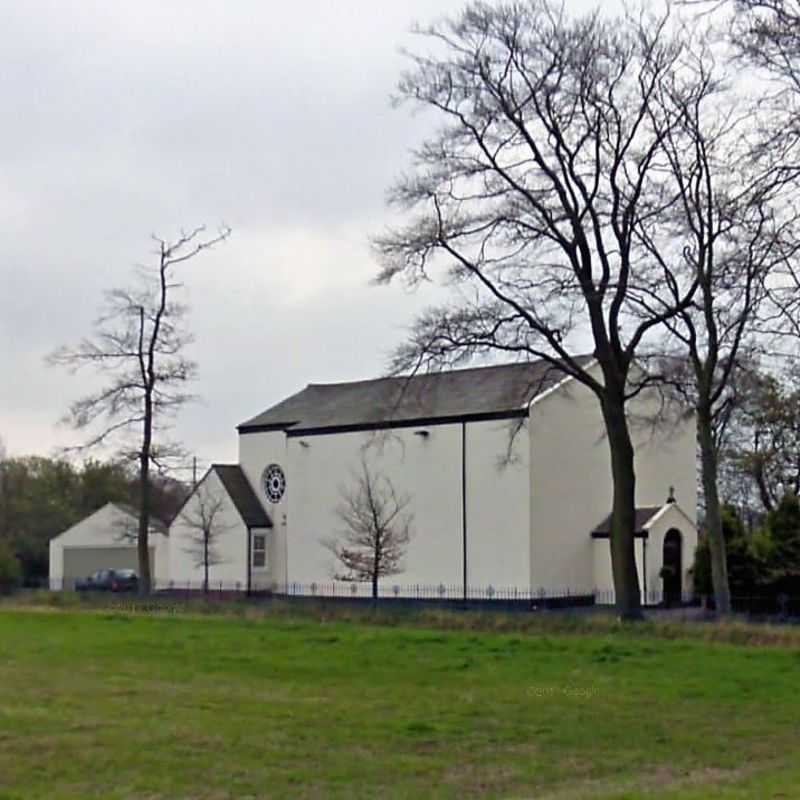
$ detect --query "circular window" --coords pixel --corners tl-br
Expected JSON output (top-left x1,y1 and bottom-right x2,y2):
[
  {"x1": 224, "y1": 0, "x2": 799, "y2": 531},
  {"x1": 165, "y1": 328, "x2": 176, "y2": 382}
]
[{"x1": 262, "y1": 464, "x2": 286, "y2": 503}]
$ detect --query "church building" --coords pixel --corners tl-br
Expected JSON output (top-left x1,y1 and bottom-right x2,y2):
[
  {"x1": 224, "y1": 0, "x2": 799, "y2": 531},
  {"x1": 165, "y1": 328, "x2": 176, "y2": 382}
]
[{"x1": 168, "y1": 356, "x2": 698, "y2": 604}]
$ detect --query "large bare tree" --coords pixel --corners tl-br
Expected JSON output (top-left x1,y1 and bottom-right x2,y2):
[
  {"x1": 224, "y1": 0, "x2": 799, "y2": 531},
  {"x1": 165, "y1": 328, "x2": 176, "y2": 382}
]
[
  {"x1": 48, "y1": 226, "x2": 230, "y2": 593},
  {"x1": 323, "y1": 458, "x2": 413, "y2": 599},
  {"x1": 374, "y1": 1, "x2": 715, "y2": 618}
]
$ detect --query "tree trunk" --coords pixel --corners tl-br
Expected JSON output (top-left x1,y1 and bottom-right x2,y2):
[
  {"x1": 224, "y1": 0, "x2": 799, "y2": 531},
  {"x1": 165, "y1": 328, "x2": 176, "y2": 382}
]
[
  {"x1": 203, "y1": 532, "x2": 209, "y2": 594},
  {"x1": 372, "y1": 536, "x2": 380, "y2": 599},
  {"x1": 137, "y1": 397, "x2": 153, "y2": 596},
  {"x1": 698, "y1": 407, "x2": 732, "y2": 615},
  {"x1": 137, "y1": 450, "x2": 151, "y2": 595},
  {"x1": 752, "y1": 459, "x2": 775, "y2": 512},
  {"x1": 602, "y1": 395, "x2": 643, "y2": 621}
]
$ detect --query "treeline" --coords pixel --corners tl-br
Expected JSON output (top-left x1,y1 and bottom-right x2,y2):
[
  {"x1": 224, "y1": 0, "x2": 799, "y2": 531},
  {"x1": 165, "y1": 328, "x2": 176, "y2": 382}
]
[
  {"x1": 716, "y1": 366, "x2": 800, "y2": 525},
  {"x1": 693, "y1": 364, "x2": 800, "y2": 605},
  {"x1": 694, "y1": 497, "x2": 800, "y2": 606},
  {"x1": 0, "y1": 457, "x2": 187, "y2": 583}
]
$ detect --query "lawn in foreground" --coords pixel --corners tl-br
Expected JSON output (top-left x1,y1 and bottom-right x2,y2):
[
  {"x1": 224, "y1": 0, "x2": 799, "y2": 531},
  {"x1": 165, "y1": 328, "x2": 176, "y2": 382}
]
[{"x1": 0, "y1": 607, "x2": 799, "y2": 799}]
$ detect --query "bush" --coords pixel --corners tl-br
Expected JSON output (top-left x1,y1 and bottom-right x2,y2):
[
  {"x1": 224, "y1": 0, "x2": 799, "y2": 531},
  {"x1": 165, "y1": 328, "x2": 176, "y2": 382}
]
[
  {"x1": 693, "y1": 496, "x2": 800, "y2": 610},
  {"x1": 0, "y1": 540, "x2": 22, "y2": 593},
  {"x1": 692, "y1": 505, "x2": 760, "y2": 598},
  {"x1": 691, "y1": 536, "x2": 712, "y2": 597},
  {"x1": 762, "y1": 493, "x2": 800, "y2": 593}
]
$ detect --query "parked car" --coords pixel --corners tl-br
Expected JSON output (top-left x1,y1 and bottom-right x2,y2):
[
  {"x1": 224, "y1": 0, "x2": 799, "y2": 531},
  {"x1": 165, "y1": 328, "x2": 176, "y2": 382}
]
[{"x1": 75, "y1": 569, "x2": 139, "y2": 593}]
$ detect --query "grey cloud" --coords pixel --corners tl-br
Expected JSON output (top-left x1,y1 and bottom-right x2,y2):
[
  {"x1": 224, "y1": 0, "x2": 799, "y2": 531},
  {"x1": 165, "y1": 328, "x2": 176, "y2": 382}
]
[{"x1": 0, "y1": 0, "x2": 546, "y2": 462}]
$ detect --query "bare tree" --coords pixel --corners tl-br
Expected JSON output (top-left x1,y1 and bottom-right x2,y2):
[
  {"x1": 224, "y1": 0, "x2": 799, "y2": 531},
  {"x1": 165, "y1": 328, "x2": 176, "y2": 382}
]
[
  {"x1": 733, "y1": 1, "x2": 800, "y2": 106},
  {"x1": 716, "y1": 0, "x2": 799, "y2": 187},
  {"x1": 641, "y1": 26, "x2": 799, "y2": 613},
  {"x1": 179, "y1": 485, "x2": 234, "y2": 593},
  {"x1": 323, "y1": 459, "x2": 413, "y2": 598},
  {"x1": 374, "y1": 1, "x2": 717, "y2": 618},
  {"x1": 47, "y1": 226, "x2": 230, "y2": 593}
]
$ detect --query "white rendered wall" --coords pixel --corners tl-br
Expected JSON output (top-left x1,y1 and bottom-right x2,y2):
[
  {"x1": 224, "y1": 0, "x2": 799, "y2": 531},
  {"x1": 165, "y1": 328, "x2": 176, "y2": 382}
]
[
  {"x1": 168, "y1": 470, "x2": 249, "y2": 589},
  {"x1": 592, "y1": 537, "x2": 646, "y2": 605},
  {"x1": 153, "y1": 530, "x2": 170, "y2": 588},
  {"x1": 286, "y1": 426, "x2": 462, "y2": 591},
  {"x1": 49, "y1": 503, "x2": 169, "y2": 589},
  {"x1": 239, "y1": 430, "x2": 288, "y2": 589},
  {"x1": 529, "y1": 363, "x2": 697, "y2": 595},
  {"x1": 465, "y1": 419, "x2": 530, "y2": 590},
  {"x1": 641, "y1": 505, "x2": 698, "y2": 604},
  {"x1": 283, "y1": 419, "x2": 531, "y2": 594},
  {"x1": 592, "y1": 505, "x2": 697, "y2": 605}
]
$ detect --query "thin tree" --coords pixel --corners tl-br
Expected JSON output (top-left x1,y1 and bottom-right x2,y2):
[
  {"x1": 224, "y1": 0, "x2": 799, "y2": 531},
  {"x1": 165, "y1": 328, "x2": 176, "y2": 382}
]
[
  {"x1": 323, "y1": 459, "x2": 413, "y2": 598},
  {"x1": 48, "y1": 226, "x2": 230, "y2": 593},
  {"x1": 374, "y1": 1, "x2": 713, "y2": 618},
  {"x1": 179, "y1": 484, "x2": 233, "y2": 593},
  {"x1": 642, "y1": 27, "x2": 799, "y2": 613}
]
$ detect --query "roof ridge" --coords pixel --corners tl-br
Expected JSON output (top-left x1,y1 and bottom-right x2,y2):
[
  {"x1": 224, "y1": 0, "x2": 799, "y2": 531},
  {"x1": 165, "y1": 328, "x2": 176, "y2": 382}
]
[
  {"x1": 302, "y1": 356, "x2": 588, "y2": 390},
  {"x1": 239, "y1": 353, "x2": 595, "y2": 432}
]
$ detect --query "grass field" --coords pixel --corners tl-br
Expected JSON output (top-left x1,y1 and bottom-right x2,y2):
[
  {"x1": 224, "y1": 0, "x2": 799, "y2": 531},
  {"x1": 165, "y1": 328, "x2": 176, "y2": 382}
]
[{"x1": 1, "y1": 603, "x2": 800, "y2": 799}]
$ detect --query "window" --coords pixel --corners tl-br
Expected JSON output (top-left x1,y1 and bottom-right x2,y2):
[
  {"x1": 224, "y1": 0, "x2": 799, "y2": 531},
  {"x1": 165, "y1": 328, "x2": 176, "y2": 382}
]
[{"x1": 252, "y1": 533, "x2": 266, "y2": 568}]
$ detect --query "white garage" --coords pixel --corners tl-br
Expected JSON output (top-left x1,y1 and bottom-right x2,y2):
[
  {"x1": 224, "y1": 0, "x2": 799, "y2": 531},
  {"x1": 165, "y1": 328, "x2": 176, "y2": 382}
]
[{"x1": 49, "y1": 502, "x2": 169, "y2": 590}]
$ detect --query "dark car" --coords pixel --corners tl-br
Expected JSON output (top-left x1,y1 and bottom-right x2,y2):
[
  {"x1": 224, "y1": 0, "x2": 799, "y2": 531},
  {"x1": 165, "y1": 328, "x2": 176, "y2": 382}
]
[{"x1": 75, "y1": 568, "x2": 139, "y2": 593}]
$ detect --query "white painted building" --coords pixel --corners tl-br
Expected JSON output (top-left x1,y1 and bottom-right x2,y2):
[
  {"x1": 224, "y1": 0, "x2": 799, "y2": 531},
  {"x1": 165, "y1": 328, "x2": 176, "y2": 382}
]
[
  {"x1": 169, "y1": 357, "x2": 698, "y2": 604},
  {"x1": 169, "y1": 464, "x2": 272, "y2": 592},
  {"x1": 49, "y1": 502, "x2": 170, "y2": 590}
]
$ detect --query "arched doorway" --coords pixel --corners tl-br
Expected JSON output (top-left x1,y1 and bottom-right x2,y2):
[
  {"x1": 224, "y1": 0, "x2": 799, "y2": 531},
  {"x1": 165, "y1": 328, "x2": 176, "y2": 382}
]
[{"x1": 662, "y1": 529, "x2": 683, "y2": 607}]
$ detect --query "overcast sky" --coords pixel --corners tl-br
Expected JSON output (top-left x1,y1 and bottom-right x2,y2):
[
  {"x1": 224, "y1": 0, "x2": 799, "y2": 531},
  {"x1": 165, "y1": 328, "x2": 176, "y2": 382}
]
[{"x1": 1, "y1": 0, "x2": 607, "y2": 469}]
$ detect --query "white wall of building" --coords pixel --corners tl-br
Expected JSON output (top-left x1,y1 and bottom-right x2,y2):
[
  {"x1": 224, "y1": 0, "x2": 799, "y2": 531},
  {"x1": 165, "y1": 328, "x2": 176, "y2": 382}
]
[
  {"x1": 641, "y1": 504, "x2": 698, "y2": 604},
  {"x1": 230, "y1": 362, "x2": 697, "y2": 599},
  {"x1": 168, "y1": 470, "x2": 249, "y2": 589},
  {"x1": 239, "y1": 430, "x2": 288, "y2": 589},
  {"x1": 48, "y1": 503, "x2": 169, "y2": 589},
  {"x1": 465, "y1": 419, "x2": 530, "y2": 590},
  {"x1": 529, "y1": 363, "x2": 697, "y2": 595},
  {"x1": 286, "y1": 426, "x2": 462, "y2": 590},
  {"x1": 592, "y1": 537, "x2": 646, "y2": 604},
  {"x1": 592, "y1": 503, "x2": 698, "y2": 605},
  {"x1": 279, "y1": 418, "x2": 531, "y2": 593}
]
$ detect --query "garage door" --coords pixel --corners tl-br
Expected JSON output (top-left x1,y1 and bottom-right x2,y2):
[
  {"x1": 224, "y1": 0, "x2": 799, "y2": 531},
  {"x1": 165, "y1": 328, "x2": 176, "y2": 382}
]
[{"x1": 63, "y1": 547, "x2": 155, "y2": 589}]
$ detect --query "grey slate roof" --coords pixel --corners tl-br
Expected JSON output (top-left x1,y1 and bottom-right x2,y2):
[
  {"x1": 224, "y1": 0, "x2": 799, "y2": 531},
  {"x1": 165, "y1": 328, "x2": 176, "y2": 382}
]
[
  {"x1": 238, "y1": 355, "x2": 595, "y2": 433},
  {"x1": 591, "y1": 506, "x2": 664, "y2": 537},
  {"x1": 212, "y1": 465, "x2": 272, "y2": 529}
]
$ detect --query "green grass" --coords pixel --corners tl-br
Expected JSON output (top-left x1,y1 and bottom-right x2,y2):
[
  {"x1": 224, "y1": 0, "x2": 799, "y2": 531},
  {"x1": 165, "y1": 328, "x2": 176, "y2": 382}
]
[{"x1": 1, "y1": 605, "x2": 799, "y2": 799}]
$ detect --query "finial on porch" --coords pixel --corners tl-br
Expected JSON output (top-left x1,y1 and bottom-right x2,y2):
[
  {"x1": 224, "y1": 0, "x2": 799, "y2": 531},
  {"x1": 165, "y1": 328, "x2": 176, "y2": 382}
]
[{"x1": 667, "y1": 485, "x2": 676, "y2": 504}]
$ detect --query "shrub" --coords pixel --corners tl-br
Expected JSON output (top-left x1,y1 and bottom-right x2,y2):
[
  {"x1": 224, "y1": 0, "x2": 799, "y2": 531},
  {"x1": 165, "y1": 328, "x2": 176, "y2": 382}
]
[
  {"x1": 762, "y1": 493, "x2": 800, "y2": 592},
  {"x1": 0, "y1": 540, "x2": 22, "y2": 593},
  {"x1": 691, "y1": 505, "x2": 762, "y2": 598}
]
